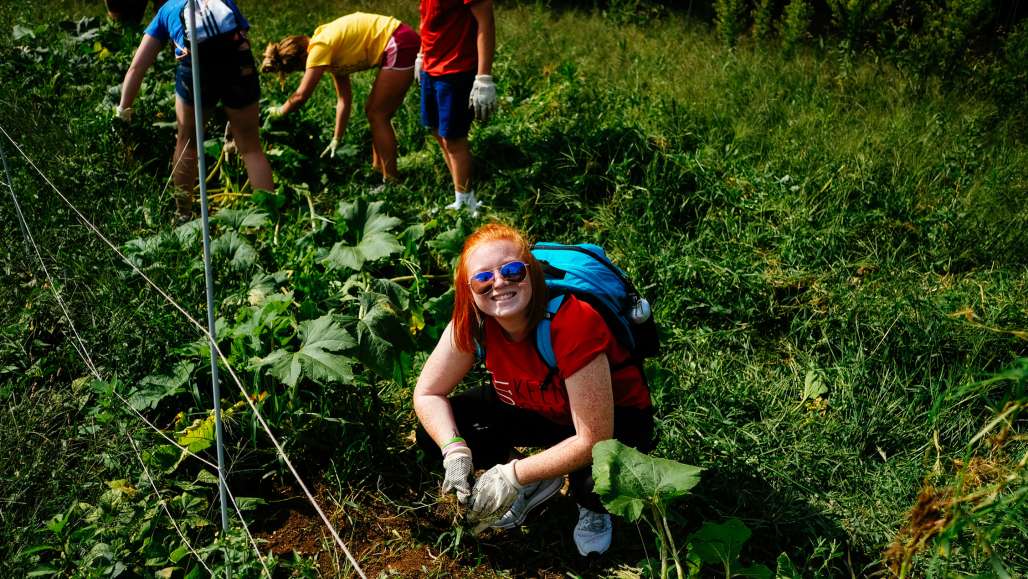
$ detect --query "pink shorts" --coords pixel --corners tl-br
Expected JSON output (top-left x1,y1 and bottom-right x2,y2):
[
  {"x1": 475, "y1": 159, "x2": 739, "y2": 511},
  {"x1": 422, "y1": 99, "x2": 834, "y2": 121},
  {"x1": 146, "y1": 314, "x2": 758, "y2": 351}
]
[{"x1": 381, "y1": 23, "x2": 420, "y2": 70}]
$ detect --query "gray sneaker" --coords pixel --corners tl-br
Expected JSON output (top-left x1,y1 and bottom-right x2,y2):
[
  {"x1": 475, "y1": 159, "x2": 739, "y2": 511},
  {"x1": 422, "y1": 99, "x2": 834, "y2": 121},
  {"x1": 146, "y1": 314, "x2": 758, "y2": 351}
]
[
  {"x1": 491, "y1": 476, "x2": 563, "y2": 530},
  {"x1": 573, "y1": 506, "x2": 612, "y2": 556}
]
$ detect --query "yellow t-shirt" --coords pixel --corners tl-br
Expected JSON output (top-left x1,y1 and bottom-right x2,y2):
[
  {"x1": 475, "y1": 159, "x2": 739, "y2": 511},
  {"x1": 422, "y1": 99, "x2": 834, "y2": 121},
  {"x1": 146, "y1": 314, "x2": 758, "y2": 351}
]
[{"x1": 306, "y1": 13, "x2": 401, "y2": 74}]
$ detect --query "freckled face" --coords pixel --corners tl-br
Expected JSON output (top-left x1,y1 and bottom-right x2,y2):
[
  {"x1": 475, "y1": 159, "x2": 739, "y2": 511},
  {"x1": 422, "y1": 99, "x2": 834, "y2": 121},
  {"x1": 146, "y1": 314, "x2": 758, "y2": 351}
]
[{"x1": 465, "y1": 240, "x2": 533, "y2": 323}]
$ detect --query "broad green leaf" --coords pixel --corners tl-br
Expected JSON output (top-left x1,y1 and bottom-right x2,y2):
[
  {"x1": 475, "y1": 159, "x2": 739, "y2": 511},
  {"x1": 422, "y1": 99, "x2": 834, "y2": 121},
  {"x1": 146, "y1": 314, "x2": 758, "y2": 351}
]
[
  {"x1": 213, "y1": 207, "x2": 270, "y2": 230},
  {"x1": 130, "y1": 361, "x2": 194, "y2": 411},
  {"x1": 194, "y1": 470, "x2": 220, "y2": 486},
  {"x1": 776, "y1": 552, "x2": 801, "y2": 578},
  {"x1": 145, "y1": 444, "x2": 183, "y2": 474},
  {"x1": 686, "y1": 518, "x2": 752, "y2": 570},
  {"x1": 357, "y1": 292, "x2": 415, "y2": 379},
  {"x1": 254, "y1": 349, "x2": 300, "y2": 388},
  {"x1": 591, "y1": 439, "x2": 702, "y2": 522},
  {"x1": 172, "y1": 220, "x2": 201, "y2": 246},
  {"x1": 246, "y1": 271, "x2": 290, "y2": 307},
  {"x1": 212, "y1": 231, "x2": 258, "y2": 271},
  {"x1": 323, "y1": 200, "x2": 402, "y2": 271},
  {"x1": 801, "y1": 369, "x2": 827, "y2": 401},
  {"x1": 233, "y1": 291, "x2": 294, "y2": 352},
  {"x1": 233, "y1": 496, "x2": 266, "y2": 511},
  {"x1": 427, "y1": 225, "x2": 467, "y2": 266},
  {"x1": 169, "y1": 543, "x2": 189, "y2": 564},
  {"x1": 371, "y1": 277, "x2": 410, "y2": 310},
  {"x1": 399, "y1": 223, "x2": 426, "y2": 254},
  {"x1": 251, "y1": 188, "x2": 286, "y2": 214},
  {"x1": 26, "y1": 565, "x2": 60, "y2": 577},
  {"x1": 177, "y1": 414, "x2": 215, "y2": 453},
  {"x1": 296, "y1": 315, "x2": 356, "y2": 384},
  {"x1": 254, "y1": 315, "x2": 354, "y2": 388}
]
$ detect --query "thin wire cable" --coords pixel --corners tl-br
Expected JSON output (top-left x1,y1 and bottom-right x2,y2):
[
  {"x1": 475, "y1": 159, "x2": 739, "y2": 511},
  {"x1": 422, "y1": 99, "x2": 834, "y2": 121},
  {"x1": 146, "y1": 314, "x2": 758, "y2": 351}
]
[
  {"x1": 0, "y1": 124, "x2": 366, "y2": 578},
  {"x1": 3, "y1": 141, "x2": 269, "y2": 574},
  {"x1": 1, "y1": 140, "x2": 100, "y2": 378},
  {"x1": 129, "y1": 436, "x2": 216, "y2": 575}
]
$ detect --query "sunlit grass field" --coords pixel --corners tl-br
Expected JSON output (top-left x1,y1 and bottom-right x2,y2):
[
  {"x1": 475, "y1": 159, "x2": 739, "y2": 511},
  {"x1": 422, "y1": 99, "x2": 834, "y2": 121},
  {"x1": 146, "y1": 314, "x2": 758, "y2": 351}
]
[{"x1": 1, "y1": 0, "x2": 1026, "y2": 576}]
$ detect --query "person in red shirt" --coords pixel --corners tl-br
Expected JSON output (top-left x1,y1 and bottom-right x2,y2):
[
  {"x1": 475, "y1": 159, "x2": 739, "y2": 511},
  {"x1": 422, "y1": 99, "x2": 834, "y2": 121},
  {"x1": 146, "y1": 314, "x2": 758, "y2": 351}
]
[
  {"x1": 413, "y1": 223, "x2": 653, "y2": 556},
  {"x1": 416, "y1": 0, "x2": 496, "y2": 216}
]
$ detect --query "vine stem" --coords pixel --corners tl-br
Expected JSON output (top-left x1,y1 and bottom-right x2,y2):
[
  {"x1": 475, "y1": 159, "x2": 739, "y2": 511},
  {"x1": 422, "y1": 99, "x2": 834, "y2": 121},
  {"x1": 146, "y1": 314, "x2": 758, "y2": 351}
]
[
  {"x1": 653, "y1": 504, "x2": 669, "y2": 579},
  {"x1": 660, "y1": 506, "x2": 684, "y2": 579}
]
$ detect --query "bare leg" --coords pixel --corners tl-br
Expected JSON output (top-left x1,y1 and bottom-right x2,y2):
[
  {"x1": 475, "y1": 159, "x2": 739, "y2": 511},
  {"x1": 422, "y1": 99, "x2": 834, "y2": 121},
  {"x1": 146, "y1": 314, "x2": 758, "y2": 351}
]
[
  {"x1": 173, "y1": 97, "x2": 200, "y2": 218},
  {"x1": 366, "y1": 68, "x2": 414, "y2": 182},
  {"x1": 223, "y1": 102, "x2": 274, "y2": 191},
  {"x1": 432, "y1": 131, "x2": 455, "y2": 179},
  {"x1": 439, "y1": 136, "x2": 472, "y2": 193}
]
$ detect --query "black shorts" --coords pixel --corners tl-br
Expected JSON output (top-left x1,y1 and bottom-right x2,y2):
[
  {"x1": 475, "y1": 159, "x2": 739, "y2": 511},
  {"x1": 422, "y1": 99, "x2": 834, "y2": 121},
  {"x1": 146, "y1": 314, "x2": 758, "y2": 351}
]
[
  {"x1": 416, "y1": 385, "x2": 654, "y2": 512},
  {"x1": 175, "y1": 30, "x2": 259, "y2": 110}
]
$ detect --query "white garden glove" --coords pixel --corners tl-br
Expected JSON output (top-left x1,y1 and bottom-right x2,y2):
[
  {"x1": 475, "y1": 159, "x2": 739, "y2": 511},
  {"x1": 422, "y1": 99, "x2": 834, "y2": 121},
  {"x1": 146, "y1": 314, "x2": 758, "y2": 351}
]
[
  {"x1": 114, "y1": 105, "x2": 133, "y2": 122},
  {"x1": 441, "y1": 445, "x2": 474, "y2": 505},
  {"x1": 414, "y1": 52, "x2": 423, "y2": 85},
  {"x1": 467, "y1": 460, "x2": 522, "y2": 533},
  {"x1": 264, "y1": 104, "x2": 285, "y2": 120},
  {"x1": 321, "y1": 138, "x2": 339, "y2": 159},
  {"x1": 468, "y1": 75, "x2": 497, "y2": 122}
]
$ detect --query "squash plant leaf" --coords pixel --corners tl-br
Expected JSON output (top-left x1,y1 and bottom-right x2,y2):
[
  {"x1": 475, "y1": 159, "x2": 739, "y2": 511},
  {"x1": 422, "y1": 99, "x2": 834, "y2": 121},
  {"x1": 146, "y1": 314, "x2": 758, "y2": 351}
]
[
  {"x1": 296, "y1": 315, "x2": 356, "y2": 384},
  {"x1": 371, "y1": 277, "x2": 410, "y2": 311},
  {"x1": 129, "y1": 361, "x2": 195, "y2": 411},
  {"x1": 323, "y1": 200, "x2": 402, "y2": 271},
  {"x1": 686, "y1": 518, "x2": 771, "y2": 578},
  {"x1": 357, "y1": 291, "x2": 415, "y2": 379},
  {"x1": 172, "y1": 219, "x2": 201, "y2": 247},
  {"x1": 213, "y1": 207, "x2": 270, "y2": 230},
  {"x1": 253, "y1": 315, "x2": 355, "y2": 388},
  {"x1": 592, "y1": 439, "x2": 703, "y2": 522},
  {"x1": 427, "y1": 224, "x2": 468, "y2": 267},
  {"x1": 212, "y1": 231, "x2": 259, "y2": 271}
]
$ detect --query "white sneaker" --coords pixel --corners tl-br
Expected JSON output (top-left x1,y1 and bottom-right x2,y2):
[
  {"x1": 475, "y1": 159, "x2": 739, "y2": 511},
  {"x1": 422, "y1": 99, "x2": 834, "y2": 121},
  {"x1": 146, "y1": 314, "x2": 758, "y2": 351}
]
[
  {"x1": 491, "y1": 476, "x2": 563, "y2": 530},
  {"x1": 573, "y1": 506, "x2": 612, "y2": 556},
  {"x1": 445, "y1": 191, "x2": 468, "y2": 211}
]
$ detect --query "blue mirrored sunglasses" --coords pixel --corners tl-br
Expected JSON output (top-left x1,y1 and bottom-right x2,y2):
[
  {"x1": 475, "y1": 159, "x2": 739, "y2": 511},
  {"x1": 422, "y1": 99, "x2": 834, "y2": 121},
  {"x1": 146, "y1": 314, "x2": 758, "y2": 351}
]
[{"x1": 468, "y1": 261, "x2": 528, "y2": 295}]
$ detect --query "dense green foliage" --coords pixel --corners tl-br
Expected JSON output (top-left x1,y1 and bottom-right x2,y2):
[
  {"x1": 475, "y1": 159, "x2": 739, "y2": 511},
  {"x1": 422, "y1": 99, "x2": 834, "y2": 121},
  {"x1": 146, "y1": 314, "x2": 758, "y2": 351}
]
[{"x1": 1, "y1": 0, "x2": 1026, "y2": 576}]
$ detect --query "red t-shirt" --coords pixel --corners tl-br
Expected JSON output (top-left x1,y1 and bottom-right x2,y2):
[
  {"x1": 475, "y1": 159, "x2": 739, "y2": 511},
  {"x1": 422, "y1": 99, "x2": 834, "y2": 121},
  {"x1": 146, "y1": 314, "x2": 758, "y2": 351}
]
[
  {"x1": 419, "y1": 0, "x2": 479, "y2": 75},
  {"x1": 482, "y1": 295, "x2": 652, "y2": 425}
]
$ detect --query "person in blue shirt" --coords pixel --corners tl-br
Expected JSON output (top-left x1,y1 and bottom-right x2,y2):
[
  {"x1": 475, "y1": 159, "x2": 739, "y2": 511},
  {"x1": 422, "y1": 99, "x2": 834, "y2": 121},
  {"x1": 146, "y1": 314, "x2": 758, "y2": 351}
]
[{"x1": 116, "y1": 0, "x2": 274, "y2": 221}]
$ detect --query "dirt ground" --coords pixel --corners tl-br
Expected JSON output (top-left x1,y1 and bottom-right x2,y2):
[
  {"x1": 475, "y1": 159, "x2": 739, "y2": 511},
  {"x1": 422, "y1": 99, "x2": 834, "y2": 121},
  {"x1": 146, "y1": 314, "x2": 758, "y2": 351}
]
[{"x1": 254, "y1": 478, "x2": 654, "y2": 578}]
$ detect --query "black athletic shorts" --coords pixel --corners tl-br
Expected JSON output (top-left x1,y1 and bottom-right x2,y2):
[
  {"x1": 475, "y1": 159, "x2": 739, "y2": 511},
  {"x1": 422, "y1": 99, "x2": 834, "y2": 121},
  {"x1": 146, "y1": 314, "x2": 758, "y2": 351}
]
[
  {"x1": 416, "y1": 385, "x2": 654, "y2": 512},
  {"x1": 175, "y1": 30, "x2": 259, "y2": 110}
]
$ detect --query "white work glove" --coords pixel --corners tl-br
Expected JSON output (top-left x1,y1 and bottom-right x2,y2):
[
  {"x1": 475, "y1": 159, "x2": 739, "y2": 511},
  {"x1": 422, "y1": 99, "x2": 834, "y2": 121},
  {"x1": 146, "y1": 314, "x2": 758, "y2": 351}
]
[
  {"x1": 114, "y1": 104, "x2": 133, "y2": 122},
  {"x1": 414, "y1": 52, "x2": 423, "y2": 85},
  {"x1": 441, "y1": 445, "x2": 474, "y2": 505},
  {"x1": 468, "y1": 74, "x2": 497, "y2": 122},
  {"x1": 467, "y1": 460, "x2": 522, "y2": 533},
  {"x1": 264, "y1": 104, "x2": 285, "y2": 120},
  {"x1": 321, "y1": 138, "x2": 339, "y2": 159}
]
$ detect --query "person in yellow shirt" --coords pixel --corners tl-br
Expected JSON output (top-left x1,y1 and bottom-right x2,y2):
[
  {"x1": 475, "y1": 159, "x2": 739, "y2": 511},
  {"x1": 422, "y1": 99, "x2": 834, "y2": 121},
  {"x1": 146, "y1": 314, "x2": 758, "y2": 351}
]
[{"x1": 261, "y1": 13, "x2": 420, "y2": 183}]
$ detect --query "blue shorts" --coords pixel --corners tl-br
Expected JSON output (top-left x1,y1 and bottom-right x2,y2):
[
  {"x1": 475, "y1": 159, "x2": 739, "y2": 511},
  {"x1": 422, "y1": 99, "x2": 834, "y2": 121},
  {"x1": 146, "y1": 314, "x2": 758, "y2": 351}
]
[
  {"x1": 175, "y1": 31, "x2": 260, "y2": 110},
  {"x1": 420, "y1": 71, "x2": 474, "y2": 139}
]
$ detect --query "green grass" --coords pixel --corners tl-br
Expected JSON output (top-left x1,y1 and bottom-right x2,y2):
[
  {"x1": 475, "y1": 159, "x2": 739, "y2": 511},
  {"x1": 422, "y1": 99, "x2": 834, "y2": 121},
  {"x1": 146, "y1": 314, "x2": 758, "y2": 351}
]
[{"x1": 1, "y1": 0, "x2": 1026, "y2": 576}]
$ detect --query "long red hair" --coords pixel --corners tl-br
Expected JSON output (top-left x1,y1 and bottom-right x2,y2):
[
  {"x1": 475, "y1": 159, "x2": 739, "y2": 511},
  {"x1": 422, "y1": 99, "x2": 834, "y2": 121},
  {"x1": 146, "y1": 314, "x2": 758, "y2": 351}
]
[{"x1": 451, "y1": 223, "x2": 548, "y2": 353}]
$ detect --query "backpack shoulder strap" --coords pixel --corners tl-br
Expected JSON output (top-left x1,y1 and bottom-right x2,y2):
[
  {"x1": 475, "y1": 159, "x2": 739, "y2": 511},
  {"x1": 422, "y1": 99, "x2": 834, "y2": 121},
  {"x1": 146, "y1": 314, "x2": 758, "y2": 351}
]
[{"x1": 535, "y1": 294, "x2": 566, "y2": 371}]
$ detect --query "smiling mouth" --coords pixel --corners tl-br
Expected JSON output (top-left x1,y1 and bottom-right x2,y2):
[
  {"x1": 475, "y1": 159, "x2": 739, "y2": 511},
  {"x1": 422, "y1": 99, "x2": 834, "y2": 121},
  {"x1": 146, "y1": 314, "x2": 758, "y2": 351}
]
[{"x1": 491, "y1": 291, "x2": 516, "y2": 301}]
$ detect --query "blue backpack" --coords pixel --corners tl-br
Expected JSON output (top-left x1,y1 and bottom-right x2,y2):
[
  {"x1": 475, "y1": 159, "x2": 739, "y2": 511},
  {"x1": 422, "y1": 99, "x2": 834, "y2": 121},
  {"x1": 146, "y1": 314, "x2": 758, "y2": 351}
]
[
  {"x1": 532, "y1": 242, "x2": 659, "y2": 370},
  {"x1": 477, "y1": 243, "x2": 659, "y2": 381}
]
